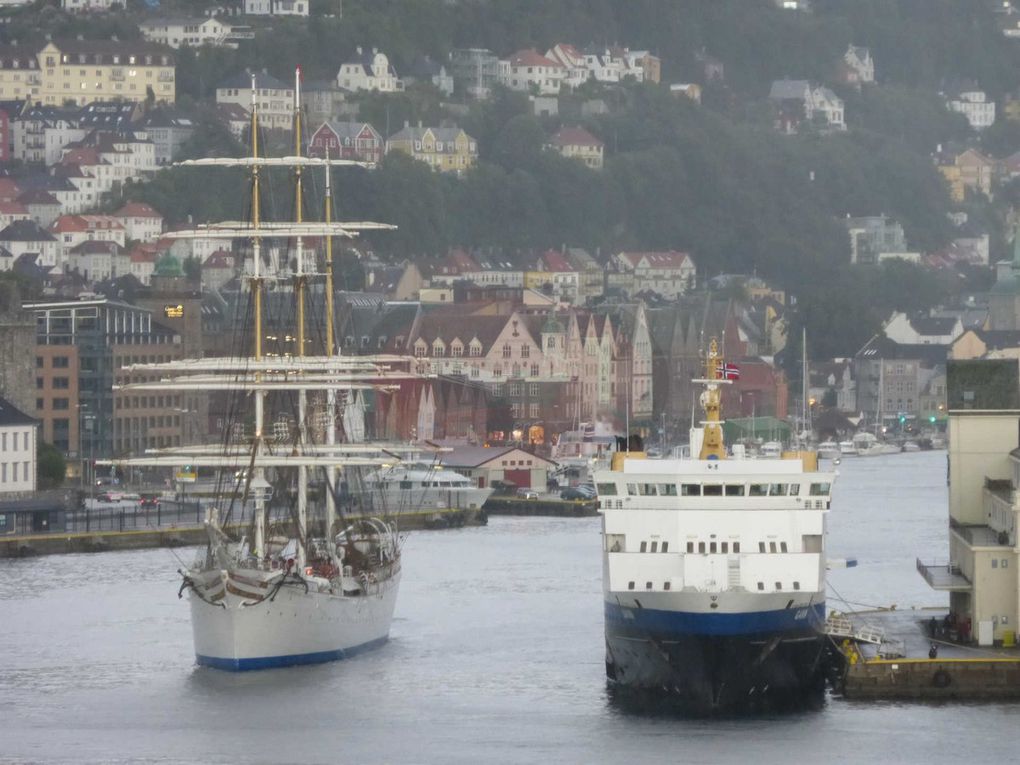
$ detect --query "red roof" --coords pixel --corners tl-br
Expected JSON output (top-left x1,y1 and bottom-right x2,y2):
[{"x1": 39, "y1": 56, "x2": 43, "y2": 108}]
[
  {"x1": 549, "y1": 126, "x2": 603, "y2": 148},
  {"x1": 508, "y1": 49, "x2": 562, "y2": 68},
  {"x1": 115, "y1": 202, "x2": 162, "y2": 219},
  {"x1": 0, "y1": 178, "x2": 21, "y2": 201},
  {"x1": 0, "y1": 201, "x2": 27, "y2": 215},
  {"x1": 61, "y1": 147, "x2": 103, "y2": 166},
  {"x1": 539, "y1": 249, "x2": 574, "y2": 272},
  {"x1": 618, "y1": 250, "x2": 692, "y2": 269}
]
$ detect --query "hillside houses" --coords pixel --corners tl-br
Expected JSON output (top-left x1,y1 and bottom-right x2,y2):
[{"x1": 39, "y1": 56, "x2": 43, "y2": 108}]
[
  {"x1": 545, "y1": 126, "x2": 604, "y2": 169},
  {"x1": 768, "y1": 79, "x2": 845, "y2": 133},
  {"x1": 336, "y1": 47, "x2": 402, "y2": 93},
  {"x1": 610, "y1": 251, "x2": 696, "y2": 299}
]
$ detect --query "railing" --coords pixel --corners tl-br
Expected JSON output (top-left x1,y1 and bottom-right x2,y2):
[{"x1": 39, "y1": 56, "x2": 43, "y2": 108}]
[{"x1": 916, "y1": 557, "x2": 971, "y2": 590}]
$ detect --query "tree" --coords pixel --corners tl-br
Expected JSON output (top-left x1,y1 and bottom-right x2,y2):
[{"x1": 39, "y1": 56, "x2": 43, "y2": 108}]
[{"x1": 37, "y1": 442, "x2": 66, "y2": 490}]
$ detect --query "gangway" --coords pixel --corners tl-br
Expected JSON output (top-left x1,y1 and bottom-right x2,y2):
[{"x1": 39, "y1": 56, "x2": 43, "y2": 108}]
[{"x1": 824, "y1": 613, "x2": 885, "y2": 645}]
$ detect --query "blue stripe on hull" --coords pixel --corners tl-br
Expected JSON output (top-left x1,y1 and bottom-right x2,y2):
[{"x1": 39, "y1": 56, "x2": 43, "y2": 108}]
[
  {"x1": 605, "y1": 601, "x2": 826, "y2": 637},
  {"x1": 196, "y1": 635, "x2": 390, "y2": 671}
]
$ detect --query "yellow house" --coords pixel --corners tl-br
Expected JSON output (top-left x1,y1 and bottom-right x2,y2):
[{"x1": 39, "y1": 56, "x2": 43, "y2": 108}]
[
  {"x1": 386, "y1": 123, "x2": 477, "y2": 174},
  {"x1": 0, "y1": 40, "x2": 175, "y2": 106},
  {"x1": 938, "y1": 162, "x2": 965, "y2": 202}
]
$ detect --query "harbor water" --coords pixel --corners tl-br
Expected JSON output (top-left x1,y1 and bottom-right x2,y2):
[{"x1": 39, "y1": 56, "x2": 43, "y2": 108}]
[{"x1": 3, "y1": 451, "x2": 1019, "y2": 764}]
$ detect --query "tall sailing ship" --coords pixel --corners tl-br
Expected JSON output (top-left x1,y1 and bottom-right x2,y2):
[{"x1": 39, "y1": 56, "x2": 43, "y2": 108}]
[
  {"x1": 595, "y1": 340, "x2": 836, "y2": 709},
  {"x1": 106, "y1": 72, "x2": 437, "y2": 670}
]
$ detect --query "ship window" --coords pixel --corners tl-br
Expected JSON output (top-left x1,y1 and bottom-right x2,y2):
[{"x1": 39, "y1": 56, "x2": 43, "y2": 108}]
[
  {"x1": 658, "y1": 483, "x2": 677, "y2": 496},
  {"x1": 709, "y1": 542, "x2": 717, "y2": 553},
  {"x1": 686, "y1": 542, "x2": 694, "y2": 553},
  {"x1": 661, "y1": 542, "x2": 668, "y2": 553},
  {"x1": 703, "y1": 484, "x2": 723, "y2": 496},
  {"x1": 597, "y1": 483, "x2": 618, "y2": 496},
  {"x1": 769, "y1": 542, "x2": 778, "y2": 553},
  {"x1": 749, "y1": 484, "x2": 768, "y2": 496},
  {"x1": 399, "y1": 480, "x2": 412, "y2": 489},
  {"x1": 626, "y1": 483, "x2": 638, "y2": 496},
  {"x1": 789, "y1": 484, "x2": 801, "y2": 496},
  {"x1": 650, "y1": 541, "x2": 658, "y2": 553},
  {"x1": 793, "y1": 581, "x2": 800, "y2": 590},
  {"x1": 780, "y1": 542, "x2": 788, "y2": 553},
  {"x1": 646, "y1": 581, "x2": 653, "y2": 590},
  {"x1": 734, "y1": 542, "x2": 740, "y2": 553},
  {"x1": 775, "y1": 581, "x2": 782, "y2": 590},
  {"x1": 810, "y1": 483, "x2": 831, "y2": 496},
  {"x1": 757, "y1": 582, "x2": 764, "y2": 591},
  {"x1": 769, "y1": 484, "x2": 788, "y2": 496},
  {"x1": 759, "y1": 542, "x2": 766, "y2": 553},
  {"x1": 698, "y1": 542, "x2": 706, "y2": 553},
  {"x1": 640, "y1": 541, "x2": 647, "y2": 552},
  {"x1": 725, "y1": 484, "x2": 745, "y2": 496},
  {"x1": 628, "y1": 581, "x2": 635, "y2": 590},
  {"x1": 421, "y1": 482, "x2": 430, "y2": 487},
  {"x1": 681, "y1": 484, "x2": 701, "y2": 496},
  {"x1": 664, "y1": 581, "x2": 671, "y2": 590},
  {"x1": 638, "y1": 483, "x2": 657, "y2": 496},
  {"x1": 721, "y1": 542, "x2": 728, "y2": 553}
]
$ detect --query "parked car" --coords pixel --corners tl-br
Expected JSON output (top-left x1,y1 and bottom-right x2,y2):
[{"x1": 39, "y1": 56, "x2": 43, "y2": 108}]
[
  {"x1": 139, "y1": 493, "x2": 160, "y2": 509},
  {"x1": 515, "y1": 488, "x2": 539, "y2": 500},
  {"x1": 560, "y1": 487, "x2": 592, "y2": 501},
  {"x1": 491, "y1": 480, "x2": 518, "y2": 495}
]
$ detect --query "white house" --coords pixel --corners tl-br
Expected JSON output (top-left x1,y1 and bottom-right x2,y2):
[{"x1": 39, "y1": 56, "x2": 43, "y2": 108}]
[
  {"x1": 140, "y1": 17, "x2": 240, "y2": 49},
  {"x1": 60, "y1": 0, "x2": 115, "y2": 10},
  {"x1": 242, "y1": 0, "x2": 308, "y2": 15},
  {"x1": 336, "y1": 47, "x2": 403, "y2": 93},
  {"x1": 947, "y1": 88, "x2": 996, "y2": 130},
  {"x1": 843, "y1": 45, "x2": 874, "y2": 85},
  {"x1": 0, "y1": 397, "x2": 37, "y2": 496},
  {"x1": 498, "y1": 49, "x2": 565, "y2": 95},
  {"x1": 613, "y1": 250, "x2": 696, "y2": 299},
  {"x1": 545, "y1": 44, "x2": 590, "y2": 88},
  {"x1": 0, "y1": 220, "x2": 59, "y2": 270},
  {"x1": 811, "y1": 86, "x2": 845, "y2": 130},
  {"x1": 113, "y1": 202, "x2": 164, "y2": 243},
  {"x1": 216, "y1": 70, "x2": 294, "y2": 132}
]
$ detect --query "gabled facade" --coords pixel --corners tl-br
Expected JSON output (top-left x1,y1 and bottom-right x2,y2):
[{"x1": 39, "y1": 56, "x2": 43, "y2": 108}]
[
  {"x1": 498, "y1": 49, "x2": 565, "y2": 95},
  {"x1": 612, "y1": 250, "x2": 696, "y2": 299},
  {"x1": 386, "y1": 124, "x2": 477, "y2": 174},
  {"x1": 308, "y1": 120, "x2": 383, "y2": 163},
  {"x1": 841, "y1": 45, "x2": 874, "y2": 86},
  {"x1": 113, "y1": 202, "x2": 164, "y2": 243},
  {"x1": 947, "y1": 88, "x2": 996, "y2": 130},
  {"x1": 336, "y1": 47, "x2": 402, "y2": 93},
  {"x1": 545, "y1": 126, "x2": 604, "y2": 169}
]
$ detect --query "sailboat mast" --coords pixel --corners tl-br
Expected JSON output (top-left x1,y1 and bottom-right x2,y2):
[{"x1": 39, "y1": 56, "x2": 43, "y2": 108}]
[
  {"x1": 324, "y1": 148, "x2": 338, "y2": 540},
  {"x1": 293, "y1": 67, "x2": 306, "y2": 359},
  {"x1": 250, "y1": 74, "x2": 267, "y2": 559}
]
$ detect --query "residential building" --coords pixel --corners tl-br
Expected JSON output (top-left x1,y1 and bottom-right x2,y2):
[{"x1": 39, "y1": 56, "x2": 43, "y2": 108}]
[
  {"x1": 449, "y1": 48, "x2": 499, "y2": 100},
  {"x1": 301, "y1": 80, "x2": 347, "y2": 125},
  {"x1": 137, "y1": 109, "x2": 194, "y2": 165},
  {"x1": 988, "y1": 229, "x2": 1020, "y2": 331},
  {"x1": 242, "y1": 0, "x2": 309, "y2": 16},
  {"x1": 214, "y1": 102, "x2": 249, "y2": 141},
  {"x1": 884, "y1": 312, "x2": 964, "y2": 347},
  {"x1": 947, "y1": 88, "x2": 996, "y2": 130},
  {"x1": 139, "y1": 17, "x2": 249, "y2": 49},
  {"x1": 532, "y1": 249, "x2": 579, "y2": 302},
  {"x1": 917, "y1": 358, "x2": 1020, "y2": 646},
  {"x1": 0, "y1": 219, "x2": 59, "y2": 270},
  {"x1": 840, "y1": 45, "x2": 874, "y2": 86},
  {"x1": 11, "y1": 105, "x2": 80, "y2": 165},
  {"x1": 386, "y1": 124, "x2": 477, "y2": 174},
  {"x1": 336, "y1": 47, "x2": 402, "y2": 93},
  {"x1": 0, "y1": 396, "x2": 36, "y2": 497},
  {"x1": 844, "y1": 215, "x2": 909, "y2": 265},
  {"x1": 16, "y1": 189, "x2": 62, "y2": 227},
  {"x1": 497, "y1": 50, "x2": 565, "y2": 95},
  {"x1": 955, "y1": 148, "x2": 995, "y2": 198},
  {"x1": 768, "y1": 79, "x2": 845, "y2": 133},
  {"x1": 202, "y1": 250, "x2": 235, "y2": 291},
  {"x1": 669, "y1": 83, "x2": 702, "y2": 103},
  {"x1": 216, "y1": 70, "x2": 293, "y2": 132},
  {"x1": 308, "y1": 120, "x2": 383, "y2": 163},
  {"x1": 66, "y1": 239, "x2": 123, "y2": 282},
  {"x1": 853, "y1": 333, "x2": 948, "y2": 427},
  {"x1": 611, "y1": 251, "x2": 696, "y2": 299},
  {"x1": 563, "y1": 247, "x2": 604, "y2": 304},
  {"x1": 545, "y1": 126, "x2": 604, "y2": 169},
  {"x1": 405, "y1": 55, "x2": 453, "y2": 97},
  {"x1": 544, "y1": 44, "x2": 590, "y2": 89},
  {"x1": 440, "y1": 445, "x2": 557, "y2": 491},
  {"x1": 61, "y1": 0, "x2": 115, "y2": 9},
  {"x1": 26, "y1": 40, "x2": 175, "y2": 107},
  {"x1": 113, "y1": 202, "x2": 163, "y2": 243}
]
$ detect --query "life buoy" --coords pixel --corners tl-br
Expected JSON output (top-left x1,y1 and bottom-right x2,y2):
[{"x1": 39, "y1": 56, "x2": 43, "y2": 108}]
[{"x1": 932, "y1": 669, "x2": 951, "y2": 688}]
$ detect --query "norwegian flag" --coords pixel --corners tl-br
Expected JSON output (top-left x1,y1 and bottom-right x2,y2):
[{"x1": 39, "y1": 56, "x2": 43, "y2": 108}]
[{"x1": 717, "y1": 362, "x2": 740, "y2": 380}]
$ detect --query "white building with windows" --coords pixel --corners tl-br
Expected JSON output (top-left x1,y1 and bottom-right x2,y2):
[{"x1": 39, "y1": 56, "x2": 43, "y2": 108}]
[
  {"x1": 947, "y1": 89, "x2": 996, "y2": 130},
  {"x1": 216, "y1": 70, "x2": 294, "y2": 132},
  {"x1": 498, "y1": 49, "x2": 565, "y2": 95},
  {"x1": 0, "y1": 397, "x2": 36, "y2": 497},
  {"x1": 140, "y1": 17, "x2": 245, "y2": 50},
  {"x1": 336, "y1": 47, "x2": 402, "y2": 93},
  {"x1": 242, "y1": 0, "x2": 308, "y2": 15}
]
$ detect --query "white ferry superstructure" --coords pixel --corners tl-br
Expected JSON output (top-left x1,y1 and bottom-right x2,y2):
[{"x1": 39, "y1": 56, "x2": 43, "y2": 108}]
[{"x1": 596, "y1": 340, "x2": 835, "y2": 709}]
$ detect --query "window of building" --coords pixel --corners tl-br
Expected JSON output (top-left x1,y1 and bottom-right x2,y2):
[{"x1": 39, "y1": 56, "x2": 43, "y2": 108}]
[
  {"x1": 698, "y1": 542, "x2": 706, "y2": 553},
  {"x1": 502, "y1": 343, "x2": 512, "y2": 358},
  {"x1": 681, "y1": 484, "x2": 701, "y2": 496},
  {"x1": 639, "y1": 541, "x2": 647, "y2": 552}
]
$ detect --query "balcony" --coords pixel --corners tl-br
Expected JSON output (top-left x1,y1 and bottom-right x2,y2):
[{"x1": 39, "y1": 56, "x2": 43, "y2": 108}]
[{"x1": 916, "y1": 558, "x2": 971, "y2": 591}]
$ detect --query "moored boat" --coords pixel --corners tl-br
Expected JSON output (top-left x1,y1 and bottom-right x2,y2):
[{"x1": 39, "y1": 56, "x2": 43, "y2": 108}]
[{"x1": 597, "y1": 340, "x2": 834, "y2": 711}]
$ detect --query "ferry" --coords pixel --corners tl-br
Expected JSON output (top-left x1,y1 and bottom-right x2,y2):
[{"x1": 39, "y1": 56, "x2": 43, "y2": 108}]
[
  {"x1": 596, "y1": 340, "x2": 835, "y2": 710},
  {"x1": 362, "y1": 463, "x2": 492, "y2": 520}
]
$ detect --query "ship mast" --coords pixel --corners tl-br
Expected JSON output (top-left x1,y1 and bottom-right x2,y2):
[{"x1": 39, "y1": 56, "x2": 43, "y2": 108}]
[
  {"x1": 293, "y1": 66, "x2": 308, "y2": 569},
  {"x1": 698, "y1": 338, "x2": 728, "y2": 460},
  {"x1": 324, "y1": 147, "x2": 338, "y2": 540},
  {"x1": 250, "y1": 74, "x2": 268, "y2": 559}
]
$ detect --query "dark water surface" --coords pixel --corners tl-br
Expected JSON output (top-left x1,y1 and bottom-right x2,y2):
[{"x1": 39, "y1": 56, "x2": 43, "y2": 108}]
[{"x1": 3, "y1": 451, "x2": 1018, "y2": 764}]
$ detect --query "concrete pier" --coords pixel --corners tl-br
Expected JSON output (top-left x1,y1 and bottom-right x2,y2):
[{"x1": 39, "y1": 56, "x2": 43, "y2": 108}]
[{"x1": 832, "y1": 609, "x2": 1020, "y2": 700}]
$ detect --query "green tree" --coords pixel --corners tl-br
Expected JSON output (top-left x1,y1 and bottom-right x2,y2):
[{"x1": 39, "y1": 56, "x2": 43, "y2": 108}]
[{"x1": 37, "y1": 442, "x2": 66, "y2": 490}]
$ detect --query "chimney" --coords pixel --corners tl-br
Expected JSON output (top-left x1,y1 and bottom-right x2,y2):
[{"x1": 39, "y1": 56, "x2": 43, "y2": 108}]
[
  {"x1": 356, "y1": 46, "x2": 362, "y2": 56},
  {"x1": 77, "y1": 34, "x2": 83, "y2": 41}
]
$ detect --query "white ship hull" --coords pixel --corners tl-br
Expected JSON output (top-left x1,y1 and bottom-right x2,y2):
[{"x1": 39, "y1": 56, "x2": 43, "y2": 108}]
[
  {"x1": 188, "y1": 567, "x2": 400, "y2": 671},
  {"x1": 366, "y1": 486, "x2": 491, "y2": 515}
]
